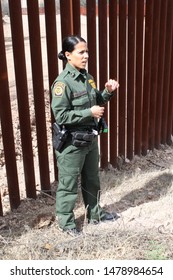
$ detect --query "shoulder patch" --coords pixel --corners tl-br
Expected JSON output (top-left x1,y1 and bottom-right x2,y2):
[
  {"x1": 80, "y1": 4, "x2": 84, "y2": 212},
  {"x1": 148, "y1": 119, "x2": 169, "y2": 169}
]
[
  {"x1": 53, "y1": 82, "x2": 65, "y2": 97},
  {"x1": 88, "y1": 79, "x2": 96, "y2": 89}
]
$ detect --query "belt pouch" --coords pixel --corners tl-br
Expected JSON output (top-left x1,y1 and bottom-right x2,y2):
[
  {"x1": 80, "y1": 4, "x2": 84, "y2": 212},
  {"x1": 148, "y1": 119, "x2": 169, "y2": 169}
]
[{"x1": 71, "y1": 131, "x2": 94, "y2": 147}]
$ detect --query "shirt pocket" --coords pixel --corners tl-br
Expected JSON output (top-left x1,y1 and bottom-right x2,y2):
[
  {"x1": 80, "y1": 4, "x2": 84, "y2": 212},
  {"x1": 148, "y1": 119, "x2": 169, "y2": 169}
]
[{"x1": 72, "y1": 94, "x2": 90, "y2": 109}]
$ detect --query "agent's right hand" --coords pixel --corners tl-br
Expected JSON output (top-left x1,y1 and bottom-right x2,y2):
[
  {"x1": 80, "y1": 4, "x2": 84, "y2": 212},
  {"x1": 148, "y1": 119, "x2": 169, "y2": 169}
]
[{"x1": 90, "y1": 105, "x2": 105, "y2": 118}]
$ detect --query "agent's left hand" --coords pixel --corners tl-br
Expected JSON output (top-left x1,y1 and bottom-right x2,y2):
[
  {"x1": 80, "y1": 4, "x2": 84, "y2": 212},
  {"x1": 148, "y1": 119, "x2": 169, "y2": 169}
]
[{"x1": 105, "y1": 79, "x2": 119, "y2": 93}]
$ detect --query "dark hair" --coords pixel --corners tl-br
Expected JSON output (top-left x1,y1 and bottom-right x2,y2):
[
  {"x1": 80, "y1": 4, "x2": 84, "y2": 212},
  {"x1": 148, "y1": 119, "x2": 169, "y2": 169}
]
[{"x1": 58, "y1": 35, "x2": 86, "y2": 61}]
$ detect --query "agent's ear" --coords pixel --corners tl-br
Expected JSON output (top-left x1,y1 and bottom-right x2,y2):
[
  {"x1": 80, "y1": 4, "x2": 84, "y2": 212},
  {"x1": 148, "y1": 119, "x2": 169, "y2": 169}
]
[{"x1": 65, "y1": 51, "x2": 71, "y2": 61}]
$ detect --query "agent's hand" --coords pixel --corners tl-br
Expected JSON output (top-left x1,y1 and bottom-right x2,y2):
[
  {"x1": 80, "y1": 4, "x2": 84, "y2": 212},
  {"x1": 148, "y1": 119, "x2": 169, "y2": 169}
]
[
  {"x1": 90, "y1": 105, "x2": 105, "y2": 118},
  {"x1": 105, "y1": 79, "x2": 119, "y2": 93}
]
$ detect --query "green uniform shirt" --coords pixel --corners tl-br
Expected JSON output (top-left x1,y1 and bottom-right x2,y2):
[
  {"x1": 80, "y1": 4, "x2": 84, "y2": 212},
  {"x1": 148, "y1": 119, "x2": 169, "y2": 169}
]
[{"x1": 51, "y1": 63, "x2": 114, "y2": 129}]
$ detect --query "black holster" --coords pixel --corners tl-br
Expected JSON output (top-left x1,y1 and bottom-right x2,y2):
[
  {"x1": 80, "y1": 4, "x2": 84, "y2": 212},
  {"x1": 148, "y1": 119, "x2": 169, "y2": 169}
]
[{"x1": 52, "y1": 123, "x2": 68, "y2": 152}]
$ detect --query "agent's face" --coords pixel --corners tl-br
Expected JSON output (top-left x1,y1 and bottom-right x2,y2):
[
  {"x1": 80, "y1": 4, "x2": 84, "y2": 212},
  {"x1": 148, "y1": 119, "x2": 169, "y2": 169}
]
[{"x1": 65, "y1": 41, "x2": 89, "y2": 70}]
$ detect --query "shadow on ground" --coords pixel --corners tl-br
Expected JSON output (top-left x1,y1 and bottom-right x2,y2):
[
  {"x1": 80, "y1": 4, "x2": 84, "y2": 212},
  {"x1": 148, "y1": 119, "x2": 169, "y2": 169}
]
[{"x1": 108, "y1": 172, "x2": 173, "y2": 213}]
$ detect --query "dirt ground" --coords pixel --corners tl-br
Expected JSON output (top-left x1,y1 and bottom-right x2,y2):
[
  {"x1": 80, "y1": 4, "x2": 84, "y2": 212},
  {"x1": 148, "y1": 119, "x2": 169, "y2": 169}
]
[
  {"x1": 0, "y1": 143, "x2": 173, "y2": 260},
  {"x1": 0, "y1": 15, "x2": 173, "y2": 260}
]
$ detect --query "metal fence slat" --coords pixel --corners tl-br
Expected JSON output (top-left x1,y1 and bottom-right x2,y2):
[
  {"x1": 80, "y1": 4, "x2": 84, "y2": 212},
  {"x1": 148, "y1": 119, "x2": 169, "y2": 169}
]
[
  {"x1": 127, "y1": 0, "x2": 136, "y2": 160},
  {"x1": 72, "y1": 0, "x2": 81, "y2": 36},
  {"x1": 109, "y1": 0, "x2": 118, "y2": 167},
  {"x1": 44, "y1": 0, "x2": 59, "y2": 181},
  {"x1": 119, "y1": 0, "x2": 127, "y2": 158},
  {"x1": 149, "y1": 0, "x2": 161, "y2": 150},
  {"x1": 161, "y1": 0, "x2": 173, "y2": 144},
  {"x1": 27, "y1": 0, "x2": 50, "y2": 191},
  {"x1": 155, "y1": 0, "x2": 168, "y2": 148},
  {"x1": 8, "y1": 0, "x2": 36, "y2": 198},
  {"x1": 0, "y1": 1, "x2": 20, "y2": 211},
  {"x1": 60, "y1": 0, "x2": 73, "y2": 39},
  {"x1": 142, "y1": 0, "x2": 154, "y2": 155},
  {"x1": 135, "y1": 0, "x2": 144, "y2": 156},
  {"x1": 87, "y1": 0, "x2": 97, "y2": 80},
  {"x1": 98, "y1": 0, "x2": 108, "y2": 169}
]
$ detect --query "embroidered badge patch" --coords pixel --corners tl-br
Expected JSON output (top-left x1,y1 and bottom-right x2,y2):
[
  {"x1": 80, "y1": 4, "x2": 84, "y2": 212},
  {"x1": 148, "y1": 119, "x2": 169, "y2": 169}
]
[
  {"x1": 53, "y1": 82, "x2": 65, "y2": 97},
  {"x1": 88, "y1": 79, "x2": 96, "y2": 89}
]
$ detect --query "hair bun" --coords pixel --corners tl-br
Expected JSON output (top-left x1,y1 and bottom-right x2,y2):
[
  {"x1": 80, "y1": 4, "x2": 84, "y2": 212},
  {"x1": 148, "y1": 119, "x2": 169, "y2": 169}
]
[{"x1": 58, "y1": 51, "x2": 66, "y2": 60}]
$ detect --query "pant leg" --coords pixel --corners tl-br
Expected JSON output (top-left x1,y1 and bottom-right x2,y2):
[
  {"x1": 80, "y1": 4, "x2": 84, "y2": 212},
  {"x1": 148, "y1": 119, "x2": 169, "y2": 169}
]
[
  {"x1": 55, "y1": 144, "x2": 86, "y2": 230},
  {"x1": 81, "y1": 137, "x2": 105, "y2": 221}
]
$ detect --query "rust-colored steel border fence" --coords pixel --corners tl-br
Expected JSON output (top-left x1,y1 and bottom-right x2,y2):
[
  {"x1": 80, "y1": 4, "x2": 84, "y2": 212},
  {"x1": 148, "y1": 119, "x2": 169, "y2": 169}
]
[{"x1": 0, "y1": 0, "x2": 173, "y2": 216}]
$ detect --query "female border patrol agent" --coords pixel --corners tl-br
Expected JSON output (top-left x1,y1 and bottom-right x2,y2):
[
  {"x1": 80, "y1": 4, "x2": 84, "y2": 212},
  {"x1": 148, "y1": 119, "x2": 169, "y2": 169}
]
[{"x1": 51, "y1": 35, "x2": 119, "y2": 236}]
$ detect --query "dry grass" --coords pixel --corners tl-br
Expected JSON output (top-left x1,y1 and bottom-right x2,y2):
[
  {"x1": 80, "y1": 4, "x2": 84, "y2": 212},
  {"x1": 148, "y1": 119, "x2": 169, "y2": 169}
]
[{"x1": 1, "y1": 145, "x2": 173, "y2": 260}]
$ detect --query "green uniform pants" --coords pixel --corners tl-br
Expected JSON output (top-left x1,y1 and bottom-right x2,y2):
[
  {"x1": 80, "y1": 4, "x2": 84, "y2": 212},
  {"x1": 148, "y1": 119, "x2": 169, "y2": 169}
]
[{"x1": 55, "y1": 137, "x2": 105, "y2": 230}]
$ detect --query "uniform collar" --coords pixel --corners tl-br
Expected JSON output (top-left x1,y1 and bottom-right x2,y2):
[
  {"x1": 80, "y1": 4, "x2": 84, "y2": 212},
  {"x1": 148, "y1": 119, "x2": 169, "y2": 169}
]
[{"x1": 65, "y1": 63, "x2": 87, "y2": 80}]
